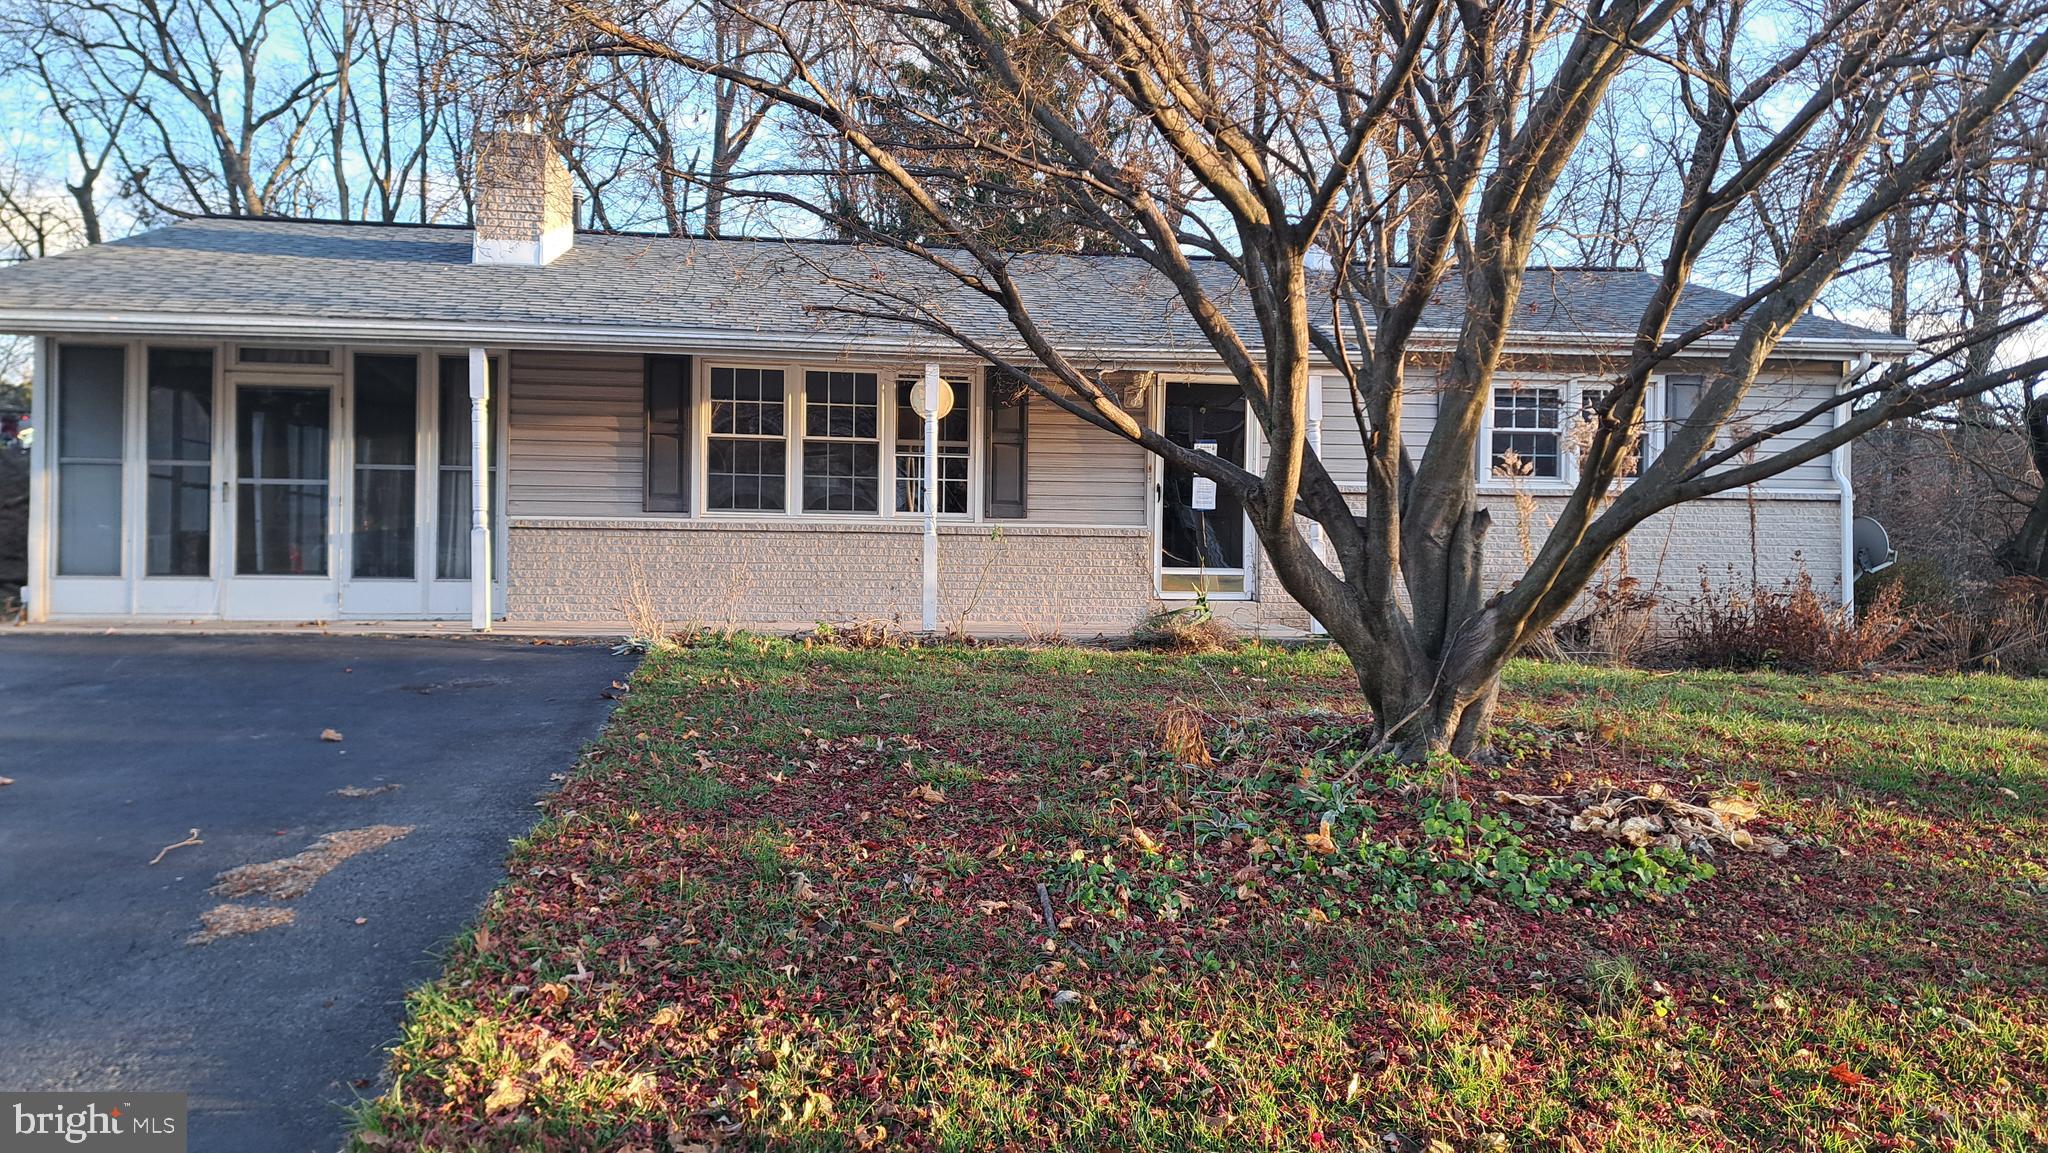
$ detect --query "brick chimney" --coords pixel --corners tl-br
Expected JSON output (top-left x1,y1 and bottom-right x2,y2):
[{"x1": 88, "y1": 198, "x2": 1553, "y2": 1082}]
[{"x1": 472, "y1": 112, "x2": 574, "y2": 266}]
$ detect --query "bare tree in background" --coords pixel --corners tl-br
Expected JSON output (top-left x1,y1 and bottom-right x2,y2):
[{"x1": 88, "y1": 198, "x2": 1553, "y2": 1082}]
[
  {"x1": 0, "y1": 0, "x2": 479, "y2": 228},
  {"x1": 459, "y1": 0, "x2": 803, "y2": 234},
  {"x1": 1840, "y1": 39, "x2": 2048, "y2": 588},
  {"x1": 532, "y1": 0, "x2": 2048, "y2": 757}
]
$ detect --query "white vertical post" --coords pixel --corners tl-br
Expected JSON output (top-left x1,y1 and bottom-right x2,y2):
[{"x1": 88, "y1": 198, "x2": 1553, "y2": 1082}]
[
  {"x1": 468, "y1": 347, "x2": 492, "y2": 631},
  {"x1": 24, "y1": 337, "x2": 50, "y2": 621},
  {"x1": 921, "y1": 361, "x2": 940, "y2": 632},
  {"x1": 1305, "y1": 373, "x2": 1327, "y2": 635},
  {"x1": 1834, "y1": 359, "x2": 1859, "y2": 614}
]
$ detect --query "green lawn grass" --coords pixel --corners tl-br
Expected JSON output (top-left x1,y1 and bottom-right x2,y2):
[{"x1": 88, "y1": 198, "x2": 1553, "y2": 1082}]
[{"x1": 351, "y1": 637, "x2": 2048, "y2": 1151}]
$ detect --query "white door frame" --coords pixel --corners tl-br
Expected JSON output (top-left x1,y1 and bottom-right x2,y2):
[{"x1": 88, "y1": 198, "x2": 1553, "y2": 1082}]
[
  {"x1": 132, "y1": 340, "x2": 225, "y2": 616},
  {"x1": 1151, "y1": 377, "x2": 1259, "y2": 600},
  {"x1": 221, "y1": 369, "x2": 342, "y2": 621}
]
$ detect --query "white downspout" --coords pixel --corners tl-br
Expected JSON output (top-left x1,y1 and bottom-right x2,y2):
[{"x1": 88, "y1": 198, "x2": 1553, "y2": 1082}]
[
  {"x1": 921, "y1": 361, "x2": 940, "y2": 633},
  {"x1": 468, "y1": 347, "x2": 492, "y2": 631},
  {"x1": 25, "y1": 336, "x2": 49, "y2": 622},
  {"x1": 1833, "y1": 353, "x2": 1871, "y2": 614},
  {"x1": 1306, "y1": 373, "x2": 1327, "y2": 636}
]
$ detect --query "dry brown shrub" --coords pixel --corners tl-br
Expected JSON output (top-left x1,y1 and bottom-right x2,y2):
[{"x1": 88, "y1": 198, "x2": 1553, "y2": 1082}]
[
  {"x1": 801, "y1": 619, "x2": 909, "y2": 649},
  {"x1": 1897, "y1": 575, "x2": 2048, "y2": 672},
  {"x1": 1674, "y1": 568, "x2": 1912, "y2": 672},
  {"x1": 1157, "y1": 703, "x2": 1214, "y2": 767},
  {"x1": 1550, "y1": 574, "x2": 1660, "y2": 665},
  {"x1": 1131, "y1": 602, "x2": 1234, "y2": 653}
]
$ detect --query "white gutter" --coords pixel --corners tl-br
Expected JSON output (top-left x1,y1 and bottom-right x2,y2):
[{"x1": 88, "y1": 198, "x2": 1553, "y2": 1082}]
[{"x1": 1833, "y1": 352, "x2": 1872, "y2": 613}]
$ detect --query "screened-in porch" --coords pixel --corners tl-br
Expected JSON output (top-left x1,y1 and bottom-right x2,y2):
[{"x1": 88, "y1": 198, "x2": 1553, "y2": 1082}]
[{"x1": 37, "y1": 338, "x2": 503, "y2": 622}]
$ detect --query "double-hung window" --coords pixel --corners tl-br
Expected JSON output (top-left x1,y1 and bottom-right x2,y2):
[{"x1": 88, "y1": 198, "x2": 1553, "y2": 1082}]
[
  {"x1": 802, "y1": 370, "x2": 880, "y2": 513},
  {"x1": 1576, "y1": 386, "x2": 1643, "y2": 477},
  {"x1": 1489, "y1": 386, "x2": 1564, "y2": 479},
  {"x1": 895, "y1": 374, "x2": 969, "y2": 514},
  {"x1": 707, "y1": 366, "x2": 788, "y2": 512}
]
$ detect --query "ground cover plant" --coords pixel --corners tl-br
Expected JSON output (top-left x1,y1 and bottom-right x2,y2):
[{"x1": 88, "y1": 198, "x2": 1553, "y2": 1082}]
[{"x1": 353, "y1": 637, "x2": 2048, "y2": 1151}]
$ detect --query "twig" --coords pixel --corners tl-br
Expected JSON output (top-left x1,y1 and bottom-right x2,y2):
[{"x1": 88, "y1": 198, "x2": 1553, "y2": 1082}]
[
  {"x1": 149, "y1": 828, "x2": 202, "y2": 865},
  {"x1": 1035, "y1": 882, "x2": 1058, "y2": 934}
]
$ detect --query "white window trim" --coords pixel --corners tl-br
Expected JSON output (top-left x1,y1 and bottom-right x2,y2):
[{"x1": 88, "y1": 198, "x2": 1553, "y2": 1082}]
[
  {"x1": 890, "y1": 369, "x2": 978, "y2": 519},
  {"x1": 692, "y1": 358, "x2": 984, "y2": 523},
  {"x1": 1477, "y1": 374, "x2": 1663, "y2": 494},
  {"x1": 1150, "y1": 376, "x2": 1260, "y2": 602}
]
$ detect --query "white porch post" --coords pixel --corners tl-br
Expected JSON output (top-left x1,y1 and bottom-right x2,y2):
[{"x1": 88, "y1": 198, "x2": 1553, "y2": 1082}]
[
  {"x1": 1305, "y1": 373, "x2": 1327, "y2": 636},
  {"x1": 24, "y1": 337, "x2": 49, "y2": 622},
  {"x1": 468, "y1": 347, "x2": 492, "y2": 631},
  {"x1": 921, "y1": 361, "x2": 940, "y2": 632}
]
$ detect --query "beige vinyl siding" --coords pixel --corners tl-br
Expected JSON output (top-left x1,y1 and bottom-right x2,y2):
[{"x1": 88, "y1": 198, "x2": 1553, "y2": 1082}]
[
  {"x1": 1721, "y1": 371, "x2": 1839, "y2": 491},
  {"x1": 507, "y1": 349, "x2": 646, "y2": 517},
  {"x1": 1024, "y1": 399, "x2": 1149, "y2": 526},
  {"x1": 1316, "y1": 371, "x2": 1436, "y2": 490},
  {"x1": 1316, "y1": 365, "x2": 1841, "y2": 493}
]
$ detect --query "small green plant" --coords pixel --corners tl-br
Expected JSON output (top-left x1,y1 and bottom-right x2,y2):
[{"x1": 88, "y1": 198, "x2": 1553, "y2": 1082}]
[
  {"x1": 1343, "y1": 790, "x2": 1712, "y2": 913},
  {"x1": 1582, "y1": 950, "x2": 1646, "y2": 1014}
]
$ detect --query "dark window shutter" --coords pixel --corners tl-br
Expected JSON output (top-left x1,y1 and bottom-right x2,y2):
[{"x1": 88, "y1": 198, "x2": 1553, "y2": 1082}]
[
  {"x1": 986, "y1": 378, "x2": 1028, "y2": 519},
  {"x1": 645, "y1": 355, "x2": 691, "y2": 512}
]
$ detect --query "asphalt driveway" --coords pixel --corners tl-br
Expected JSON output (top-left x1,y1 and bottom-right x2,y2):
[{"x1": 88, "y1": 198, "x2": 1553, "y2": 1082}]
[{"x1": 0, "y1": 633, "x2": 636, "y2": 1152}]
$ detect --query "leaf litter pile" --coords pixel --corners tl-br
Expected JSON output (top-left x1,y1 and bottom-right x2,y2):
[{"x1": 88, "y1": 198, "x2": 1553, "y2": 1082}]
[
  {"x1": 212, "y1": 825, "x2": 415, "y2": 901},
  {"x1": 188, "y1": 825, "x2": 414, "y2": 944},
  {"x1": 352, "y1": 637, "x2": 2048, "y2": 1152}
]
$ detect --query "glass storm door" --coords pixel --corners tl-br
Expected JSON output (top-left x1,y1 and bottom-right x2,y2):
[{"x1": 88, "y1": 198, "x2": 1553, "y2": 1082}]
[
  {"x1": 1159, "y1": 382, "x2": 1248, "y2": 595},
  {"x1": 225, "y1": 382, "x2": 338, "y2": 619}
]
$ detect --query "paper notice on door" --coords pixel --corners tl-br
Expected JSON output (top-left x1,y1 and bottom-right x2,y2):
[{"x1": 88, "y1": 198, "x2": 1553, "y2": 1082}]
[{"x1": 1191, "y1": 440, "x2": 1218, "y2": 510}]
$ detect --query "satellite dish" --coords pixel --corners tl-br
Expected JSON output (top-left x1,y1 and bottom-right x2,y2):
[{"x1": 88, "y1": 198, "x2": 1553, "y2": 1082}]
[{"x1": 1852, "y1": 515, "x2": 1896, "y2": 576}]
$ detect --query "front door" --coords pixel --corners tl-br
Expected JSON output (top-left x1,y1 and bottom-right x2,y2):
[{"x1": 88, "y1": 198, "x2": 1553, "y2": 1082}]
[
  {"x1": 224, "y1": 381, "x2": 339, "y2": 619},
  {"x1": 1159, "y1": 382, "x2": 1249, "y2": 596}
]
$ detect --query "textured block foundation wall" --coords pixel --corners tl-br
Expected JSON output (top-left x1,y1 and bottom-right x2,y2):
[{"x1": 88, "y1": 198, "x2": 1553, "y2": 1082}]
[
  {"x1": 505, "y1": 495, "x2": 1841, "y2": 638},
  {"x1": 506, "y1": 520, "x2": 1165, "y2": 637},
  {"x1": 1475, "y1": 493, "x2": 1845, "y2": 612}
]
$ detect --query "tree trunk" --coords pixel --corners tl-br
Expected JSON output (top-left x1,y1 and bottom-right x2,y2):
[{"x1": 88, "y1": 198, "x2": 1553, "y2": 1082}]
[
  {"x1": 1313, "y1": 521, "x2": 1507, "y2": 764},
  {"x1": 1999, "y1": 392, "x2": 2048, "y2": 577}
]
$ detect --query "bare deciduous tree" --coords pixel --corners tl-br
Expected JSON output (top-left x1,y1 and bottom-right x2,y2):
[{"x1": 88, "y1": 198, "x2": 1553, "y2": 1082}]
[{"x1": 538, "y1": 0, "x2": 2048, "y2": 757}]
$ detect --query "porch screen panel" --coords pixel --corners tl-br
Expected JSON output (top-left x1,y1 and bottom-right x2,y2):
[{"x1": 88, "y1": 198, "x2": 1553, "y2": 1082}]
[
  {"x1": 436, "y1": 356, "x2": 500, "y2": 580},
  {"x1": 235, "y1": 387, "x2": 329, "y2": 575},
  {"x1": 146, "y1": 348, "x2": 214, "y2": 576},
  {"x1": 353, "y1": 354, "x2": 418, "y2": 579},
  {"x1": 56, "y1": 345, "x2": 126, "y2": 576},
  {"x1": 645, "y1": 355, "x2": 691, "y2": 512}
]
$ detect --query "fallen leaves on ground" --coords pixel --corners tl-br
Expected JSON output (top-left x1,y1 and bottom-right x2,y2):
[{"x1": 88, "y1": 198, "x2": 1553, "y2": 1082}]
[
  {"x1": 187, "y1": 903, "x2": 295, "y2": 945},
  {"x1": 210, "y1": 825, "x2": 413, "y2": 900}
]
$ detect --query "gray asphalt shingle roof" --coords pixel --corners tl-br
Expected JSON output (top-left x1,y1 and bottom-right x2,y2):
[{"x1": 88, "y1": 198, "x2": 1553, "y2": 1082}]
[{"x1": 0, "y1": 217, "x2": 1898, "y2": 353}]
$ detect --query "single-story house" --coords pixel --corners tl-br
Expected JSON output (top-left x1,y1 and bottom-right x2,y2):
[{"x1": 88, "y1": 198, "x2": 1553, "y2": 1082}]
[{"x1": 0, "y1": 127, "x2": 1909, "y2": 636}]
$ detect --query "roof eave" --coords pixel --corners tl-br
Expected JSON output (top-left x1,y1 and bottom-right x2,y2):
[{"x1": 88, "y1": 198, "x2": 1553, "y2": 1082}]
[{"x1": 0, "y1": 307, "x2": 1918, "y2": 361}]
